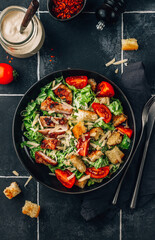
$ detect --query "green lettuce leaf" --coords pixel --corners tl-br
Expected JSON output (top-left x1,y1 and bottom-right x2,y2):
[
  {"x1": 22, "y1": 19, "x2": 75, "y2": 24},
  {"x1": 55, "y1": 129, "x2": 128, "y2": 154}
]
[
  {"x1": 119, "y1": 134, "x2": 131, "y2": 149},
  {"x1": 108, "y1": 99, "x2": 123, "y2": 116},
  {"x1": 94, "y1": 119, "x2": 115, "y2": 131}
]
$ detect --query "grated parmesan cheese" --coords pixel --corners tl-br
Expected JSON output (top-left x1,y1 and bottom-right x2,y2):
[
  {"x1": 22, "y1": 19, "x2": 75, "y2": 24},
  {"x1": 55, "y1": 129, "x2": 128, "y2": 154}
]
[
  {"x1": 105, "y1": 58, "x2": 116, "y2": 67},
  {"x1": 67, "y1": 173, "x2": 75, "y2": 180},
  {"x1": 51, "y1": 82, "x2": 62, "y2": 90},
  {"x1": 24, "y1": 176, "x2": 33, "y2": 187},
  {"x1": 78, "y1": 175, "x2": 90, "y2": 182},
  {"x1": 32, "y1": 114, "x2": 39, "y2": 127},
  {"x1": 38, "y1": 118, "x2": 44, "y2": 130},
  {"x1": 12, "y1": 170, "x2": 19, "y2": 176},
  {"x1": 95, "y1": 117, "x2": 104, "y2": 123},
  {"x1": 115, "y1": 68, "x2": 119, "y2": 74},
  {"x1": 49, "y1": 173, "x2": 56, "y2": 176},
  {"x1": 113, "y1": 59, "x2": 128, "y2": 65},
  {"x1": 27, "y1": 141, "x2": 40, "y2": 148}
]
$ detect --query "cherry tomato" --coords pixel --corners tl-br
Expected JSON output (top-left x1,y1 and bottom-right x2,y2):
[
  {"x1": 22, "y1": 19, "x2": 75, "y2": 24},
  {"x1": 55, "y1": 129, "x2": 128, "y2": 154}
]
[
  {"x1": 85, "y1": 166, "x2": 110, "y2": 179},
  {"x1": 97, "y1": 81, "x2": 115, "y2": 97},
  {"x1": 92, "y1": 102, "x2": 112, "y2": 123},
  {"x1": 0, "y1": 63, "x2": 18, "y2": 85},
  {"x1": 76, "y1": 132, "x2": 90, "y2": 157},
  {"x1": 55, "y1": 169, "x2": 75, "y2": 188},
  {"x1": 116, "y1": 126, "x2": 133, "y2": 138},
  {"x1": 66, "y1": 76, "x2": 88, "y2": 89}
]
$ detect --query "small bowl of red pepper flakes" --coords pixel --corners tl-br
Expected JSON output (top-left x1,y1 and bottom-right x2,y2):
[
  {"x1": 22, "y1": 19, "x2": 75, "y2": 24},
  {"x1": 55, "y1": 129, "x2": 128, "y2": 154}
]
[{"x1": 47, "y1": 0, "x2": 87, "y2": 21}]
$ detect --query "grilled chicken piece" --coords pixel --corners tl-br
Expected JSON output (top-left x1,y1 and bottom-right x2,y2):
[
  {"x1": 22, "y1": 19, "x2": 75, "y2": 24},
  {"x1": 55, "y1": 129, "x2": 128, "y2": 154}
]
[
  {"x1": 35, "y1": 151, "x2": 57, "y2": 166},
  {"x1": 53, "y1": 84, "x2": 72, "y2": 104},
  {"x1": 40, "y1": 116, "x2": 67, "y2": 128},
  {"x1": 113, "y1": 114, "x2": 127, "y2": 127},
  {"x1": 90, "y1": 127, "x2": 104, "y2": 140},
  {"x1": 97, "y1": 97, "x2": 110, "y2": 105},
  {"x1": 88, "y1": 150, "x2": 103, "y2": 162},
  {"x1": 38, "y1": 128, "x2": 67, "y2": 138},
  {"x1": 107, "y1": 132, "x2": 122, "y2": 146},
  {"x1": 105, "y1": 146, "x2": 124, "y2": 164},
  {"x1": 41, "y1": 139, "x2": 59, "y2": 150},
  {"x1": 88, "y1": 78, "x2": 97, "y2": 92},
  {"x1": 70, "y1": 155, "x2": 86, "y2": 173},
  {"x1": 78, "y1": 109, "x2": 98, "y2": 122},
  {"x1": 72, "y1": 121, "x2": 87, "y2": 139},
  {"x1": 41, "y1": 97, "x2": 73, "y2": 114}
]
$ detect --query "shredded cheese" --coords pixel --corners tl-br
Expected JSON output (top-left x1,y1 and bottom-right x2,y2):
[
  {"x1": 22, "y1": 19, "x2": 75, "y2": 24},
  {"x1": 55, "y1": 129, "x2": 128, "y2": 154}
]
[
  {"x1": 24, "y1": 176, "x2": 33, "y2": 187},
  {"x1": 67, "y1": 173, "x2": 75, "y2": 180},
  {"x1": 27, "y1": 141, "x2": 40, "y2": 147},
  {"x1": 115, "y1": 68, "x2": 119, "y2": 74},
  {"x1": 51, "y1": 82, "x2": 62, "y2": 90},
  {"x1": 105, "y1": 58, "x2": 116, "y2": 67},
  {"x1": 52, "y1": 80, "x2": 55, "y2": 88},
  {"x1": 78, "y1": 175, "x2": 90, "y2": 182},
  {"x1": 32, "y1": 114, "x2": 39, "y2": 127},
  {"x1": 12, "y1": 170, "x2": 19, "y2": 176},
  {"x1": 113, "y1": 59, "x2": 128, "y2": 65},
  {"x1": 95, "y1": 117, "x2": 104, "y2": 123},
  {"x1": 38, "y1": 118, "x2": 44, "y2": 130},
  {"x1": 49, "y1": 173, "x2": 56, "y2": 176}
]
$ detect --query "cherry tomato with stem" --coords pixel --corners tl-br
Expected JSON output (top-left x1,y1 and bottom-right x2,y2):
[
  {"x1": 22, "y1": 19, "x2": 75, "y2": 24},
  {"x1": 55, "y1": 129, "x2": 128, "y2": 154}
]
[{"x1": 0, "y1": 63, "x2": 18, "y2": 85}]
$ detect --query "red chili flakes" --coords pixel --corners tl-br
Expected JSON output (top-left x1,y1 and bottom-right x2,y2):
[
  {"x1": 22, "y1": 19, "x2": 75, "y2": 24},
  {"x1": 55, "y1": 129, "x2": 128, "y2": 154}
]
[{"x1": 52, "y1": 0, "x2": 84, "y2": 19}]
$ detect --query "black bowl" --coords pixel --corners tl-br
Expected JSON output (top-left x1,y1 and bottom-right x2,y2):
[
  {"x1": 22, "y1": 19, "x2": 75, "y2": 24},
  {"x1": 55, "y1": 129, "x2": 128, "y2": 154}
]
[
  {"x1": 13, "y1": 69, "x2": 136, "y2": 194},
  {"x1": 47, "y1": 0, "x2": 87, "y2": 22}
]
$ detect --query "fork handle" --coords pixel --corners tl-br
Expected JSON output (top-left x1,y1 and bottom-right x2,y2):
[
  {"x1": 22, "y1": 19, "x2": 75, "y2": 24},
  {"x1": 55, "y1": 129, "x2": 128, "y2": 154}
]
[{"x1": 130, "y1": 119, "x2": 154, "y2": 209}]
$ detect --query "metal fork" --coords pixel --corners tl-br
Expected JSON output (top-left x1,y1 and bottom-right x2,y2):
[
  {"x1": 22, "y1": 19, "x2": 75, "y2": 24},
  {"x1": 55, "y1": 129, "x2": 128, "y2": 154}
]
[{"x1": 112, "y1": 95, "x2": 155, "y2": 205}]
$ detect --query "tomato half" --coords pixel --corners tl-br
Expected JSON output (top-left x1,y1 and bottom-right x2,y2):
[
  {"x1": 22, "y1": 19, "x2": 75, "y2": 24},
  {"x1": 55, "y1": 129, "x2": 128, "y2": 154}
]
[
  {"x1": 116, "y1": 126, "x2": 133, "y2": 138},
  {"x1": 76, "y1": 132, "x2": 90, "y2": 157},
  {"x1": 85, "y1": 166, "x2": 110, "y2": 179},
  {"x1": 97, "y1": 81, "x2": 115, "y2": 97},
  {"x1": 55, "y1": 169, "x2": 75, "y2": 188},
  {"x1": 0, "y1": 63, "x2": 18, "y2": 85},
  {"x1": 92, "y1": 102, "x2": 112, "y2": 123},
  {"x1": 66, "y1": 76, "x2": 88, "y2": 89}
]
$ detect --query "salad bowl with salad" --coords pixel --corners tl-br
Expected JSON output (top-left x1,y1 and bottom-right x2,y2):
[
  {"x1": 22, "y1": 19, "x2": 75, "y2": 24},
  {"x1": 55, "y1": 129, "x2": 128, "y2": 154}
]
[{"x1": 13, "y1": 69, "x2": 136, "y2": 193}]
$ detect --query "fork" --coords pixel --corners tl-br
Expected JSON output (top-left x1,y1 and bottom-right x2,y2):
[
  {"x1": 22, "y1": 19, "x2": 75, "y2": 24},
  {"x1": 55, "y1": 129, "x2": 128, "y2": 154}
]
[{"x1": 112, "y1": 95, "x2": 155, "y2": 205}]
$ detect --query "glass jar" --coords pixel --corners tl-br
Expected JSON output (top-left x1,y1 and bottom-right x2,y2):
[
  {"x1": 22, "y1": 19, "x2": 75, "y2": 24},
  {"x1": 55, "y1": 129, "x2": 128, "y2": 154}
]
[{"x1": 0, "y1": 6, "x2": 45, "y2": 58}]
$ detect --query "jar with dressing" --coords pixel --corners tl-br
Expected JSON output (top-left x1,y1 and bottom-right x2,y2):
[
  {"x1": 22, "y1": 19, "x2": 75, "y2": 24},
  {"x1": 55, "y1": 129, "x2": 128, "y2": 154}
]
[{"x1": 0, "y1": 6, "x2": 45, "y2": 58}]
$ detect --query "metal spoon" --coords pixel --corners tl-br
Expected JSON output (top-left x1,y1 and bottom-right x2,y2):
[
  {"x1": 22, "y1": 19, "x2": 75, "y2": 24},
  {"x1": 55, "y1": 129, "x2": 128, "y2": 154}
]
[{"x1": 112, "y1": 95, "x2": 155, "y2": 205}]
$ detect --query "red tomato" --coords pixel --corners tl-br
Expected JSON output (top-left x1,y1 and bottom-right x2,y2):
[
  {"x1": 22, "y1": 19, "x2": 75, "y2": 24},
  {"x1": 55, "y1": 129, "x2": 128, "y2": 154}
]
[
  {"x1": 55, "y1": 169, "x2": 75, "y2": 188},
  {"x1": 92, "y1": 102, "x2": 112, "y2": 123},
  {"x1": 0, "y1": 63, "x2": 18, "y2": 85},
  {"x1": 85, "y1": 166, "x2": 110, "y2": 179},
  {"x1": 97, "y1": 81, "x2": 115, "y2": 97},
  {"x1": 76, "y1": 132, "x2": 90, "y2": 157},
  {"x1": 116, "y1": 126, "x2": 133, "y2": 138},
  {"x1": 66, "y1": 76, "x2": 88, "y2": 89}
]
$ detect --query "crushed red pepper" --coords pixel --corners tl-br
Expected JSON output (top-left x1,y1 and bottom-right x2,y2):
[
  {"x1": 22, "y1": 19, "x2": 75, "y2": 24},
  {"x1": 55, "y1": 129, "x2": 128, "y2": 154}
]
[{"x1": 52, "y1": 0, "x2": 84, "y2": 19}]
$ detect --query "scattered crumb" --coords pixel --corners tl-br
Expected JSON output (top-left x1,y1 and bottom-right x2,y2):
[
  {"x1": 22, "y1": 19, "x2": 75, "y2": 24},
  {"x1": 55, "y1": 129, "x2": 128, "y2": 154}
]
[
  {"x1": 3, "y1": 182, "x2": 21, "y2": 199},
  {"x1": 22, "y1": 200, "x2": 40, "y2": 218},
  {"x1": 12, "y1": 170, "x2": 19, "y2": 176},
  {"x1": 105, "y1": 58, "x2": 115, "y2": 67},
  {"x1": 115, "y1": 68, "x2": 119, "y2": 74},
  {"x1": 124, "y1": 62, "x2": 128, "y2": 66},
  {"x1": 24, "y1": 176, "x2": 33, "y2": 187},
  {"x1": 122, "y1": 38, "x2": 139, "y2": 51},
  {"x1": 113, "y1": 59, "x2": 128, "y2": 65}
]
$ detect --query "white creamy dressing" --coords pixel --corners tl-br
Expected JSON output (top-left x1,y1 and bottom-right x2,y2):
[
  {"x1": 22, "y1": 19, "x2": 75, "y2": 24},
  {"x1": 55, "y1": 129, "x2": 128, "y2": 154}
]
[{"x1": 1, "y1": 10, "x2": 32, "y2": 43}]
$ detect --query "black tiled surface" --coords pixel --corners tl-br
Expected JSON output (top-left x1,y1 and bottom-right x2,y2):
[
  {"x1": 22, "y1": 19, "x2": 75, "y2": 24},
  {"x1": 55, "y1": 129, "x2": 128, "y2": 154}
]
[
  {"x1": 0, "y1": 178, "x2": 37, "y2": 240},
  {"x1": 39, "y1": 185, "x2": 120, "y2": 240},
  {"x1": 0, "y1": 0, "x2": 155, "y2": 240},
  {"x1": 123, "y1": 13, "x2": 155, "y2": 92},
  {"x1": 0, "y1": 97, "x2": 28, "y2": 175}
]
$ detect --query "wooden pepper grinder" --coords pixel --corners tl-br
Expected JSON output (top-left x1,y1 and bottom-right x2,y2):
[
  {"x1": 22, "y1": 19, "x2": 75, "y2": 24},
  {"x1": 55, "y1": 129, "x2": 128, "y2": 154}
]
[{"x1": 96, "y1": 0, "x2": 126, "y2": 30}]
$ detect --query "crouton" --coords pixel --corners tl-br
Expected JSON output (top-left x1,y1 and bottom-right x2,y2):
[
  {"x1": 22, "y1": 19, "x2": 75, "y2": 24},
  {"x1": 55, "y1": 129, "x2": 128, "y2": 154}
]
[
  {"x1": 70, "y1": 155, "x2": 86, "y2": 173},
  {"x1": 107, "y1": 132, "x2": 122, "y2": 146},
  {"x1": 122, "y1": 38, "x2": 139, "y2": 51},
  {"x1": 113, "y1": 114, "x2": 127, "y2": 127},
  {"x1": 88, "y1": 78, "x2": 97, "y2": 92},
  {"x1": 78, "y1": 109, "x2": 98, "y2": 122},
  {"x1": 97, "y1": 97, "x2": 110, "y2": 105},
  {"x1": 90, "y1": 127, "x2": 104, "y2": 140},
  {"x1": 22, "y1": 201, "x2": 40, "y2": 218},
  {"x1": 88, "y1": 150, "x2": 104, "y2": 162},
  {"x1": 3, "y1": 182, "x2": 21, "y2": 199},
  {"x1": 75, "y1": 176, "x2": 88, "y2": 189},
  {"x1": 72, "y1": 121, "x2": 87, "y2": 139},
  {"x1": 105, "y1": 146, "x2": 124, "y2": 164}
]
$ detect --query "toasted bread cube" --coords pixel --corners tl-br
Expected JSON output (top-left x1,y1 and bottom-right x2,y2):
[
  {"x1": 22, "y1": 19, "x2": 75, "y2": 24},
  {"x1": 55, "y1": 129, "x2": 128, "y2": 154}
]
[
  {"x1": 88, "y1": 150, "x2": 103, "y2": 162},
  {"x1": 113, "y1": 114, "x2": 127, "y2": 127},
  {"x1": 122, "y1": 38, "x2": 139, "y2": 51},
  {"x1": 107, "y1": 132, "x2": 122, "y2": 146},
  {"x1": 78, "y1": 109, "x2": 98, "y2": 122},
  {"x1": 70, "y1": 155, "x2": 86, "y2": 173},
  {"x1": 3, "y1": 182, "x2": 21, "y2": 199},
  {"x1": 22, "y1": 201, "x2": 40, "y2": 218},
  {"x1": 90, "y1": 127, "x2": 104, "y2": 140},
  {"x1": 75, "y1": 177, "x2": 88, "y2": 189},
  {"x1": 88, "y1": 78, "x2": 97, "y2": 92},
  {"x1": 105, "y1": 146, "x2": 124, "y2": 164},
  {"x1": 72, "y1": 121, "x2": 87, "y2": 139},
  {"x1": 97, "y1": 97, "x2": 110, "y2": 105}
]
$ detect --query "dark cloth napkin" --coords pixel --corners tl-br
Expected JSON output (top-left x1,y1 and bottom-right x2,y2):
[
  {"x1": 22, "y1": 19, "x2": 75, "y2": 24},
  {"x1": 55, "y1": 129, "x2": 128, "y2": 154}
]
[{"x1": 81, "y1": 62, "x2": 155, "y2": 221}]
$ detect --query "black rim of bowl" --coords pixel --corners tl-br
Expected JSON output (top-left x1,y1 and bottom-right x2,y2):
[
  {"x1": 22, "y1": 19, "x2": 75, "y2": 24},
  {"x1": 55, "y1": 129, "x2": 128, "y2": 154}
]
[
  {"x1": 12, "y1": 68, "x2": 136, "y2": 195},
  {"x1": 47, "y1": 0, "x2": 87, "y2": 22}
]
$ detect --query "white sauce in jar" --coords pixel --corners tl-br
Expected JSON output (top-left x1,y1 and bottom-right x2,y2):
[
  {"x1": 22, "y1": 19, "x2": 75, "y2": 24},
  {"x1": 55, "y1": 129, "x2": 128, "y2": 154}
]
[{"x1": 1, "y1": 11, "x2": 32, "y2": 43}]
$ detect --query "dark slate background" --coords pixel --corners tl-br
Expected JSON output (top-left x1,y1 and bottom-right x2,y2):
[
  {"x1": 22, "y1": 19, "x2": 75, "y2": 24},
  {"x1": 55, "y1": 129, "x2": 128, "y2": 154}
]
[{"x1": 0, "y1": 0, "x2": 155, "y2": 240}]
